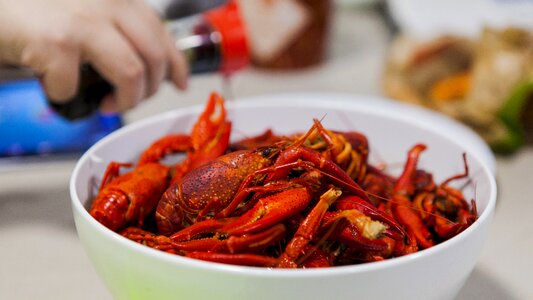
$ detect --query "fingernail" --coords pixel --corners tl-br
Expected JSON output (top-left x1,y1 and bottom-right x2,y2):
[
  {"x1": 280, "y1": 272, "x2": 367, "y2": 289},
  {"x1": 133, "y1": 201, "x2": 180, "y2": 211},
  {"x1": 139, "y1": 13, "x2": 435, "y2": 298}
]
[
  {"x1": 99, "y1": 95, "x2": 119, "y2": 114},
  {"x1": 179, "y1": 77, "x2": 188, "y2": 90}
]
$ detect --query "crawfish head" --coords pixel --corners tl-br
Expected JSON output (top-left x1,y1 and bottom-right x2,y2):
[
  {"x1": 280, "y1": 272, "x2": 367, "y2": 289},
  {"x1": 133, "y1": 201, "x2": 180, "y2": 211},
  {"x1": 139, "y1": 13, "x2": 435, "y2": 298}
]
[{"x1": 155, "y1": 147, "x2": 280, "y2": 235}]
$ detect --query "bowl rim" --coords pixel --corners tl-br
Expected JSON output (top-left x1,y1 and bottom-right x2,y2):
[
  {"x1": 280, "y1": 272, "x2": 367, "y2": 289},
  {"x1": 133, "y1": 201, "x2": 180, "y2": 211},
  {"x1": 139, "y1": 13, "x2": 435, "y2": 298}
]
[{"x1": 71, "y1": 92, "x2": 497, "y2": 278}]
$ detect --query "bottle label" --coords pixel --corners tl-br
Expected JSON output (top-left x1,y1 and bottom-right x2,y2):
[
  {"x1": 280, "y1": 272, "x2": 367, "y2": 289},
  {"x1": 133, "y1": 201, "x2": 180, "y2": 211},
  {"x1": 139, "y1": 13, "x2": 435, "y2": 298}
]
[{"x1": 238, "y1": 0, "x2": 311, "y2": 63}]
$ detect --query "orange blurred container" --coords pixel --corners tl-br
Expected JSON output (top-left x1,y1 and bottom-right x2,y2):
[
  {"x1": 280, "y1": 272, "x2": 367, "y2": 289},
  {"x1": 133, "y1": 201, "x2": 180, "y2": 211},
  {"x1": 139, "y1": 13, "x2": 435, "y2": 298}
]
[{"x1": 239, "y1": 0, "x2": 332, "y2": 70}]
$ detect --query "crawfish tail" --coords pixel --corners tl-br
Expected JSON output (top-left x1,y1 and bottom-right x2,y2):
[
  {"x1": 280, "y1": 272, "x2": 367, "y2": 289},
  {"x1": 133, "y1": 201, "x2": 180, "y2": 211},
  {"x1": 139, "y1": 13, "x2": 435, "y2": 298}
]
[{"x1": 90, "y1": 163, "x2": 170, "y2": 232}]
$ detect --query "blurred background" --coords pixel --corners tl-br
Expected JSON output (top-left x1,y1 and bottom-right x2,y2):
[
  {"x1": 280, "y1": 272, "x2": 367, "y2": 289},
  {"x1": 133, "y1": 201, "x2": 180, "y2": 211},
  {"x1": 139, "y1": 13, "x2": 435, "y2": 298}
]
[
  {"x1": 2, "y1": 0, "x2": 532, "y2": 159},
  {"x1": 1, "y1": 0, "x2": 532, "y2": 299}
]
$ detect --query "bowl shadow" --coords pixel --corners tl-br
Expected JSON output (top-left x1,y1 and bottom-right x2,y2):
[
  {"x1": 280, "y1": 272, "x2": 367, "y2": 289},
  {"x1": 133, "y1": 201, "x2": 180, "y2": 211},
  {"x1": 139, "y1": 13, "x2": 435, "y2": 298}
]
[{"x1": 456, "y1": 267, "x2": 518, "y2": 300}]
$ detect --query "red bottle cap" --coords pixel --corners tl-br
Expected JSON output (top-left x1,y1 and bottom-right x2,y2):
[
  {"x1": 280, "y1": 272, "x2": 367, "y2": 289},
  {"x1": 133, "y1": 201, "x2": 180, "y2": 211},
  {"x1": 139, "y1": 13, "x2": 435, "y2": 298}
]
[{"x1": 204, "y1": 0, "x2": 250, "y2": 75}]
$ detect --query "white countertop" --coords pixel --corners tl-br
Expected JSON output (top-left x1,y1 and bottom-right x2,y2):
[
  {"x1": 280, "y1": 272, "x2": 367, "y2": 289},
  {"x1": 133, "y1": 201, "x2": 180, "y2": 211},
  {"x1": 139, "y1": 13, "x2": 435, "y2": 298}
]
[{"x1": 1, "y1": 5, "x2": 532, "y2": 300}]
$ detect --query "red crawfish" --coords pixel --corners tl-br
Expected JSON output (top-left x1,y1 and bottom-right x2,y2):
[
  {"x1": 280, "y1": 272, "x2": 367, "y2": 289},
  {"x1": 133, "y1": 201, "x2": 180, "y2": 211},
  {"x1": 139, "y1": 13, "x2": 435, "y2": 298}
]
[
  {"x1": 153, "y1": 120, "x2": 405, "y2": 267},
  {"x1": 276, "y1": 188, "x2": 403, "y2": 268},
  {"x1": 127, "y1": 163, "x2": 403, "y2": 268},
  {"x1": 411, "y1": 152, "x2": 478, "y2": 241},
  {"x1": 304, "y1": 119, "x2": 397, "y2": 206},
  {"x1": 89, "y1": 92, "x2": 231, "y2": 232},
  {"x1": 387, "y1": 144, "x2": 477, "y2": 254},
  {"x1": 173, "y1": 180, "x2": 401, "y2": 268},
  {"x1": 154, "y1": 119, "x2": 377, "y2": 236},
  {"x1": 230, "y1": 119, "x2": 371, "y2": 183},
  {"x1": 303, "y1": 119, "x2": 370, "y2": 183}
]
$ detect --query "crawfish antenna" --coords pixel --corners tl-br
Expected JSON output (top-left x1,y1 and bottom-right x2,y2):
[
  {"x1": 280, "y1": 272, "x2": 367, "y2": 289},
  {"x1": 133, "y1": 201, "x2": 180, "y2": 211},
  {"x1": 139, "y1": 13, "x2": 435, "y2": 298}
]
[
  {"x1": 289, "y1": 122, "x2": 319, "y2": 149},
  {"x1": 441, "y1": 152, "x2": 470, "y2": 187}
]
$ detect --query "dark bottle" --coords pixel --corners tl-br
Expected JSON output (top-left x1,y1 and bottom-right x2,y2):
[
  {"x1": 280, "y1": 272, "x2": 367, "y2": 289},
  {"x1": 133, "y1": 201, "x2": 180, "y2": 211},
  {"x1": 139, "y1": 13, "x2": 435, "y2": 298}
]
[{"x1": 49, "y1": 0, "x2": 248, "y2": 121}]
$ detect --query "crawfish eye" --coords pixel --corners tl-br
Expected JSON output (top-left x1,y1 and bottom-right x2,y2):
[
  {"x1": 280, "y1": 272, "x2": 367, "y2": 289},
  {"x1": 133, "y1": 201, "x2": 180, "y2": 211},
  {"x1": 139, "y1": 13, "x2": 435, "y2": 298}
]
[{"x1": 257, "y1": 146, "x2": 280, "y2": 159}]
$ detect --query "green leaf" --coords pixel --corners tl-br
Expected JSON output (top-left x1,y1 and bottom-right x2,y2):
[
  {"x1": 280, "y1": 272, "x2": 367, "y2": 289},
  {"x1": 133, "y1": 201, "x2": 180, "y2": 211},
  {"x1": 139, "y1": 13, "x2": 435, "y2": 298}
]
[{"x1": 494, "y1": 80, "x2": 533, "y2": 153}]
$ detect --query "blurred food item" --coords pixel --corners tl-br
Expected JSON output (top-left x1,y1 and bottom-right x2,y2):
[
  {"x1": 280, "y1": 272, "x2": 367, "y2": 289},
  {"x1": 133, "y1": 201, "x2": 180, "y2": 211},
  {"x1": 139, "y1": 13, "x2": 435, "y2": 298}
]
[
  {"x1": 382, "y1": 35, "x2": 475, "y2": 108},
  {"x1": 238, "y1": 0, "x2": 332, "y2": 69},
  {"x1": 383, "y1": 27, "x2": 533, "y2": 153},
  {"x1": 386, "y1": 0, "x2": 533, "y2": 40}
]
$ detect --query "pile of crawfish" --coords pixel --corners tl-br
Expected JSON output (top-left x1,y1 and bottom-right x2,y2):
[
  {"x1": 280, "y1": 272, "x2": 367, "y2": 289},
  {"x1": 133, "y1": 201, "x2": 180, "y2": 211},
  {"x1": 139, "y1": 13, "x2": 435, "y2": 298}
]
[{"x1": 89, "y1": 92, "x2": 478, "y2": 268}]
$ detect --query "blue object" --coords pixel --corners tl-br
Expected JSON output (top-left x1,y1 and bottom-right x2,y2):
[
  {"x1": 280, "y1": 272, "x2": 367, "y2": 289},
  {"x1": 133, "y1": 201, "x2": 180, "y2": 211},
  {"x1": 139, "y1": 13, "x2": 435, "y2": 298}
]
[{"x1": 0, "y1": 79, "x2": 122, "y2": 157}]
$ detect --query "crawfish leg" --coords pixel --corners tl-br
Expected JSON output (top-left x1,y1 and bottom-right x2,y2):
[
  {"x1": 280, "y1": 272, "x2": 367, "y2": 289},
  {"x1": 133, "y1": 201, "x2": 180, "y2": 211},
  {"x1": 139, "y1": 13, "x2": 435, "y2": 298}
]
[
  {"x1": 170, "y1": 99, "x2": 232, "y2": 185},
  {"x1": 184, "y1": 92, "x2": 232, "y2": 172},
  {"x1": 393, "y1": 144, "x2": 427, "y2": 195},
  {"x1": 393, "y1": 195, "x2": 434, "y2": 249},
  {"x1": 278, "y1": 188, "x2": 342, "y2": 268},
  {"x1": 186, "y1": 252, "x2": 279, "y2": 267},
  {"x1": 171, "y1": 223, "x2": 286, "y2": 254},
  {"x1": 137, "y1": 134, "x2": 191, "y2": 165},
  {"x1": 190, "y1": 92, "x2": 227, "y2": 150},
  {"x1": 222, "y1": 185, "x2": 312, "y2": 235},
  {"x1": 392, "y1": 144, "x2": 434, "y2": 249},
  {"x1": 120, "y1": 227, "x2": 177, "y2": 254},
  {"x1": 98, "y1": 162, "x2": 133, "y2": 191},
  {"x1": 441, "y1": 153, "x2": 469, "y2": 186}
]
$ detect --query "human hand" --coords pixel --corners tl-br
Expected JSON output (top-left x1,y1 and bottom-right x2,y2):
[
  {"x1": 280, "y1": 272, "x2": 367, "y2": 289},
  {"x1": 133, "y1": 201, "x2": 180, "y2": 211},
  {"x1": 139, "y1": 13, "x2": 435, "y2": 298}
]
[{"x1": 0, "y1": 0, "x2": 188, "y2": 113}]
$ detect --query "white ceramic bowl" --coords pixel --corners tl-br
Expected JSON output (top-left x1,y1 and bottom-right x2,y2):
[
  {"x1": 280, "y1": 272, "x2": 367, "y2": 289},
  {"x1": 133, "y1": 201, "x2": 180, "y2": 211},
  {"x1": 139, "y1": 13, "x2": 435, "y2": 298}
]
[{"x1": 71, "y1": 93, "x2": 497, "y2": 300}]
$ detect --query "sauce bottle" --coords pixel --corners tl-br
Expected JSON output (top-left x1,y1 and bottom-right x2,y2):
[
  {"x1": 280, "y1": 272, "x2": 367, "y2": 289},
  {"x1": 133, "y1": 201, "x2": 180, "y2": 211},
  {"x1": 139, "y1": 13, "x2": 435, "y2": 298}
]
[{"x1": 49, "y1": 0, "x2": 248, "y2": 120}]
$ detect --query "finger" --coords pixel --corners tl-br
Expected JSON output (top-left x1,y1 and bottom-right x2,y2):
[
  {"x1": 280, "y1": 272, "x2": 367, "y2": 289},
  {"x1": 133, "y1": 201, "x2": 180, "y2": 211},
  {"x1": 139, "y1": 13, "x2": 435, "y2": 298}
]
[
  {"x1": 115, "y1": 1, "x2": 167, "y2": 97},
  {"x1": 164, "y1": 31, "x2": 189, "y2": 90},
  {"x1": 99, "y1": 94, "x2": 119, "y2": 114},
  {"x1": 40, "y1": 50, "x2": 81, "y2": 102},
  {"x1": 82, "y1": 24, "x2": 146, "y2": 112},
  {"x1": 16, "y1": 31, "x2": 81, "y2": 102}
]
